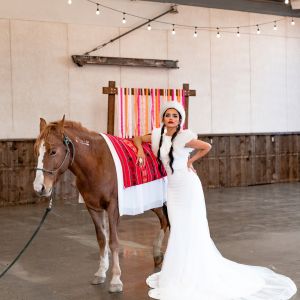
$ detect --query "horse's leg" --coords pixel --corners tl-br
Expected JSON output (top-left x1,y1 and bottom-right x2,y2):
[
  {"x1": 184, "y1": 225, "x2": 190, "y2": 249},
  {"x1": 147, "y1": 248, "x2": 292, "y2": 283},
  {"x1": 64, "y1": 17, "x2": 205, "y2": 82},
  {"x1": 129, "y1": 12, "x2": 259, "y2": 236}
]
[
  {"x1": 87, "y1": 208, "x2": 109, "y2": 285},
  {"x1": 107, "y1": 202, "x2": 123, "y2": 293},
  {"x1": 151, "y1": 205, "x2": 169, "y2": 267}
]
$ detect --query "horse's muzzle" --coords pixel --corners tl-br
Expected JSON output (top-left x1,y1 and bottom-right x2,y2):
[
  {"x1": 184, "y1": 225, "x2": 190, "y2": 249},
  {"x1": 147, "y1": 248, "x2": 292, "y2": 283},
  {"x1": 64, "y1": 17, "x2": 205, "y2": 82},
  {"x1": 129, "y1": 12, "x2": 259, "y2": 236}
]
[{"x1": 34, "y1": 184, "x2": 52, "y2": 197}]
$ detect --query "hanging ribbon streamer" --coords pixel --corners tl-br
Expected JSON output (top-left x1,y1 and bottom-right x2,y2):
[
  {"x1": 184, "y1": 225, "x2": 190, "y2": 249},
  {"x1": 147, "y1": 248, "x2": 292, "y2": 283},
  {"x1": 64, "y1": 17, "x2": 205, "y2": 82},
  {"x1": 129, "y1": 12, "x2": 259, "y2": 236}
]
[
  {"x1": 125, "y1": 88, "x2": 128, "y2": 138},
  {"x1": 117, "y1": 87, "x2": 121, "y2": 137},
  {"x1": 145, "y1": 88, "x2": 149, "y2": 134},
  {"x1": 182, "y1": 89, "x2": 185, "y2": 129},
  {"x1": 151, "y1": 88, "x2": 155, "y2": 130},
  {"x1": 120, "y1": 87, "x2": 124, "y2": 138},
  {"x1": 155, "y1": 89, "x2": 160, "y2": 128},
  {"x1": 128, "y1": 88, "x2": 132, "y2": 138},
  {"x1": 140, "y1": 88, "x2": 144, "y2": 136},
  {"x1": 117, "y1": 86, "x2": 190, "y2": 135},
  {"x1": 141, "y1": 89, "x2": 146, "y2": 135},
  {"x1": 137, "y1": 88, "x2": 141, "y2": 136},
  {"x1": 158, "y1": 89, "x2": 161, "y2": 127},
  {"x1": 133, "y1": 88, "x2": 137, "y2": 137},
  {"x1": 123, "y1": 88, "x2": 126, "y2": 138}
]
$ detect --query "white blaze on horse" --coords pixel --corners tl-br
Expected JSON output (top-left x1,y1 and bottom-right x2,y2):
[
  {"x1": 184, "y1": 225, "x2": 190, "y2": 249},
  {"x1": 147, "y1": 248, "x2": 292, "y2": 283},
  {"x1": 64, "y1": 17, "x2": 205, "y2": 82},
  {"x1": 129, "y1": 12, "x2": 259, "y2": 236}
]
[{"x1": 33, "y1": 116, "x2": 169, "y2": 293}]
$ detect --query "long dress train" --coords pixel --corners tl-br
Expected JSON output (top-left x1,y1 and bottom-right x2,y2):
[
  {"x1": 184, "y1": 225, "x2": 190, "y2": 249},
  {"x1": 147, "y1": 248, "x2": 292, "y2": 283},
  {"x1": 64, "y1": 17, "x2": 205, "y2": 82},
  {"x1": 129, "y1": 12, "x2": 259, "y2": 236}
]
[{"x1": 147, "y1": 129, "x2": 297, "y2": 300}]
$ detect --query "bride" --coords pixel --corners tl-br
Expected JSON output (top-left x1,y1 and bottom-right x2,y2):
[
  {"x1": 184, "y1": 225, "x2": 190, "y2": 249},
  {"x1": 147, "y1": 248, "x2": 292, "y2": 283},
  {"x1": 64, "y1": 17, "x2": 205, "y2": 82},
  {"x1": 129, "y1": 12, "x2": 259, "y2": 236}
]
[{"x1": 133, "y1": 101, "x2": 297, "y2": 300}]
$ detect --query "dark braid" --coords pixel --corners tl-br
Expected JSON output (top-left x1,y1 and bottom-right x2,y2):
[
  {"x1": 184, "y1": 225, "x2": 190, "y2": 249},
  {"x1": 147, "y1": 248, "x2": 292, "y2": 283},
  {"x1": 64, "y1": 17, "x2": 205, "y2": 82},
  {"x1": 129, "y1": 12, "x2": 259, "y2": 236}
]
[
  {"x1": 157, "y1": 124, "x2": 165, "y2": 174},
  {"x1": 157, "y1": 109, "x2": 182, "y2": 174},
  {"x1": 168, "y1": 124, "x2": 181, "y2": 174}
]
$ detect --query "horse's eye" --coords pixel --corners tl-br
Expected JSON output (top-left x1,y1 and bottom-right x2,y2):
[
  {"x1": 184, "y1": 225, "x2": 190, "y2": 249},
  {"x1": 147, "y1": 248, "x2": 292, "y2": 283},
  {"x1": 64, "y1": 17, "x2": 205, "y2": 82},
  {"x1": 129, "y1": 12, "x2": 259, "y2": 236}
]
[{"x1": 49, "y1": 149, "x2": 57, "y2": 156}]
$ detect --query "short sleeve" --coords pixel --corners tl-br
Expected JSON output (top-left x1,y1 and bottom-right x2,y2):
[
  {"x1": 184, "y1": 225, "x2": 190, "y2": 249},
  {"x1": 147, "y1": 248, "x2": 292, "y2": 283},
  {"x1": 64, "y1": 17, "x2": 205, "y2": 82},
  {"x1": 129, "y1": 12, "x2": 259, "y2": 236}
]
[
  {"x1": 180, "y1": 129, "x2": 197, "y2": 146},
  {"x1": 151, "y1": 127, "x2": 162, "y2": 156}
]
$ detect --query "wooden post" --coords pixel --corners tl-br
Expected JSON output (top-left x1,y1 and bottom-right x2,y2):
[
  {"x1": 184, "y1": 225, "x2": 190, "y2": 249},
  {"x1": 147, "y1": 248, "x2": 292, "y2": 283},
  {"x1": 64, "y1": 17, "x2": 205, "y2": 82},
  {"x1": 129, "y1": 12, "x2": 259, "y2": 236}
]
[
  {"x1": 183, "y1": 83, "x2": 196, "y2": 129},
  {"x1": 102, "y1": 81, "x2": 118, "y2": 135}
]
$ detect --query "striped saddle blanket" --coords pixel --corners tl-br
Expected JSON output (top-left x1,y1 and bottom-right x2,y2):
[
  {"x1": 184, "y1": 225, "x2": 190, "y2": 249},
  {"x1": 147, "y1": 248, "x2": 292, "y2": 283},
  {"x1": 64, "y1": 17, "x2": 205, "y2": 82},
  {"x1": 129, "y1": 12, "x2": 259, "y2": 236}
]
[{"x1": 104, "y1": 134, "x2": 166, "y2": 188}]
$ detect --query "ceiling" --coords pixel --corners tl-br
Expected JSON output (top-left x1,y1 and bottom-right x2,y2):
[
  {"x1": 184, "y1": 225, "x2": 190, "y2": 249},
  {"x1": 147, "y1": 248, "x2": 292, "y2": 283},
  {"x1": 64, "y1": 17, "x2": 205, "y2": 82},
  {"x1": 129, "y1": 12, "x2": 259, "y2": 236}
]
[{"x1": 143, "y1": 0, "x2": 300, "y2": 17}]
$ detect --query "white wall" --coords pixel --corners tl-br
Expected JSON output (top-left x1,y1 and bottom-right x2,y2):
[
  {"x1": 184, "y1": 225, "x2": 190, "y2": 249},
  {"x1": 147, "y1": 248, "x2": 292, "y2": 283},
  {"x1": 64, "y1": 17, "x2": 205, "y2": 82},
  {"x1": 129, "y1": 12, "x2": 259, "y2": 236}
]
[{"x1": 0, "y1": 0, "x2": 300, "y2": 139}]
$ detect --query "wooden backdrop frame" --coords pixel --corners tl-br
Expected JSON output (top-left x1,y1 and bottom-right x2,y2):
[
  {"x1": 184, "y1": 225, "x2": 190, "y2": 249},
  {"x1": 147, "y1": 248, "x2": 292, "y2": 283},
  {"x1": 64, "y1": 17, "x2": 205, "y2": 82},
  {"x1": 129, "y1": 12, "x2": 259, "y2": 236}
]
[{"x1": 102, "y1": 81, "x2": 196, "y2": 135}]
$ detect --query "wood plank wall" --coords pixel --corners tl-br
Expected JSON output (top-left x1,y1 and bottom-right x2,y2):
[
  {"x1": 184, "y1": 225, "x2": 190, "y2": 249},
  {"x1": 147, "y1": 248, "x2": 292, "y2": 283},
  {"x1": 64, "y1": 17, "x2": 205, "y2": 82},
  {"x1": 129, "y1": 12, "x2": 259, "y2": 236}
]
[
  {"x1": 0, "y1": 133, "x2": 299, "y2": 206},
  {"x1": 195, "y1": 133, "x2": 300, "y2": 188},
  {"x1": 0, "y1": 140, "x2": 78, "y2": 207}
]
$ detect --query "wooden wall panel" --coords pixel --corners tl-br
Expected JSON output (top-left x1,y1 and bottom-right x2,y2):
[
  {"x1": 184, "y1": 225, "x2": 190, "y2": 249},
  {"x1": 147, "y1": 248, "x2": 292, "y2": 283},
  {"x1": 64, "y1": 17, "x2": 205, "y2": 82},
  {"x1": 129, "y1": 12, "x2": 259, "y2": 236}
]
[
  {"x1": 0, "y1": 140, "x2": 78, "y2": 207},
  {"x1": 196, "y1": 133, "x2": 300, "y2": 189}
]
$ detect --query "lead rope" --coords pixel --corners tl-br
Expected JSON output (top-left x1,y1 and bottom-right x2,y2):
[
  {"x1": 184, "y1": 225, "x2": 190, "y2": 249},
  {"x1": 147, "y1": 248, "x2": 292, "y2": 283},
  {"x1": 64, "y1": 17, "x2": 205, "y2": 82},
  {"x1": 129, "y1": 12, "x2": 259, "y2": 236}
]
[{"x1": 0, "y1": 195, "x2": 54, "y2": 279}]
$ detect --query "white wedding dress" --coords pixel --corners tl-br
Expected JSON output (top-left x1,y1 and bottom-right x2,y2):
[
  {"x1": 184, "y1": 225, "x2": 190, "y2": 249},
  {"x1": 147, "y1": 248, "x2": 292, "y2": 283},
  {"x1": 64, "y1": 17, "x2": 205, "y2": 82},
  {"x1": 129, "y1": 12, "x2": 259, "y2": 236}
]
[{"x1": 147, "y1": 128, "x2": 297, "y2": 300}]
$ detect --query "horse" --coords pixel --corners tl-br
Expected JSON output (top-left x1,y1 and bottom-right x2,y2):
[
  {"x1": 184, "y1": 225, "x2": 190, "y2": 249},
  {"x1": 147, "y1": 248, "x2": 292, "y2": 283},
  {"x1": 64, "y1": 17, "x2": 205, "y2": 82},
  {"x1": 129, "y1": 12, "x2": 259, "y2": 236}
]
[{"x1": 33, "y1": 116, "x2": 169, "y2": 293}]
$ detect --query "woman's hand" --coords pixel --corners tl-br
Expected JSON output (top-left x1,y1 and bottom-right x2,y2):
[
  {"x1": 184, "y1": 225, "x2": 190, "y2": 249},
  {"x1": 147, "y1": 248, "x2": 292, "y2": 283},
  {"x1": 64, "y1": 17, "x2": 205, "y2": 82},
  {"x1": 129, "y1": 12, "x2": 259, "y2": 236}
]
[
  {"x1": 133, "y1": 134, "x2": 151, "y2": 168},
  {"x1": 187, "y1": 159, "x2": 196, "y2": 173},
  {"x1": 136, "y1": 149, "x2": 146, "y2": 167}
]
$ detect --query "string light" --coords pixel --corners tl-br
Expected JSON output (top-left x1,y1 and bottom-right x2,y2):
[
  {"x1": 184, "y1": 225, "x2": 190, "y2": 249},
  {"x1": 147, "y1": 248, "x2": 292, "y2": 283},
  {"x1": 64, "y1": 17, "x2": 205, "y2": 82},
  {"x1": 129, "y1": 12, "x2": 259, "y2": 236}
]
[
  {"x1": 172, "y1": 24, "x2": 176, "y2": 35},
  {"x1": 68, "y1": 0, "x2": 297, "y2": 40},
  {"x1": 291, "y1": 18, "x2": 295, "y2": 25},
  {"x1": 256, "y1": 24, "x2": 260, "y2": 34},
  {"x1": 122, "y1": 12, "x2": 127, "y2": 24},
  {"x1": 194, "y1": 27, "x2": 198, "y2": 37},
  {"x1": 96, "y1": 4, "x2": 100, "y2": 15}
]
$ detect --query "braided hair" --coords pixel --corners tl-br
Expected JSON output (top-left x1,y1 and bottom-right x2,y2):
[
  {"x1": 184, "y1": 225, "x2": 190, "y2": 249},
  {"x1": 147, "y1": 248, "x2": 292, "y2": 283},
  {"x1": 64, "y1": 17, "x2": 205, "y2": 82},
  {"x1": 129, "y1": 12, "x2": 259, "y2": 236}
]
[{"x1": 157, "y1": 110, "x2": 182, "y2": 174}]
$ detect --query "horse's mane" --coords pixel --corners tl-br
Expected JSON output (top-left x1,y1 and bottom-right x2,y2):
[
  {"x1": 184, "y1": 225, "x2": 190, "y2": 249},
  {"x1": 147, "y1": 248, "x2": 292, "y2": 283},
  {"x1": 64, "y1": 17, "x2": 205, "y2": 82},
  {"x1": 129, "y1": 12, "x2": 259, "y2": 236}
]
[{"x1": 34, "y1": 120, "x2": 98, "y2": 155}]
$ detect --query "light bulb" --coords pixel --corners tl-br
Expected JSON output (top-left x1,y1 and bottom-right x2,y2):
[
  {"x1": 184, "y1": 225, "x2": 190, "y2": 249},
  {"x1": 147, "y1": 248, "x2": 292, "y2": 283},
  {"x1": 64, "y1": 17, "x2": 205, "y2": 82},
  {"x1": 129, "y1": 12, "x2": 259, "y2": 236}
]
[
  {"x1": 172, "y1": 24, "x2": 176, "y2": 35},
  {"x1": 122, "y1": 13, "x2": 127, "y2": 24},
  {"x1": 193, "y1": 27, "x2": 198, "y2": 37},
  {"x1": 291, "y1": 18, "x2": 295, "y2": 26},
  {"x1": 96, "y1": 5, "x2": 100, "y2": 15},
  {"x1": 68, "y1": 0, "x2": 72, "y2": 4},
  {"x1": 256, "y1": 25, "x2": 260, "y2": 34},
  {"x1": 147, "y1": 23, "x2": 151, "y2": 31},
  {"x1": 285, "y1": 0, "x2": 289, "y2": 4},
  {"x1": 273, "y1": 21, "x2": 277, "y2": 30}
]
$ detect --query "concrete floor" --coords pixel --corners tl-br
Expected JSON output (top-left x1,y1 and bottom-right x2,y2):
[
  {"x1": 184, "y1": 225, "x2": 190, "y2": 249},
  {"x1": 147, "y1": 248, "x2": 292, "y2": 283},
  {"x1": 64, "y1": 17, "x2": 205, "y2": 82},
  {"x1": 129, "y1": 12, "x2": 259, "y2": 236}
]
[{"x1": 0, "y1": 182, "x2": 299, "y2": 300}]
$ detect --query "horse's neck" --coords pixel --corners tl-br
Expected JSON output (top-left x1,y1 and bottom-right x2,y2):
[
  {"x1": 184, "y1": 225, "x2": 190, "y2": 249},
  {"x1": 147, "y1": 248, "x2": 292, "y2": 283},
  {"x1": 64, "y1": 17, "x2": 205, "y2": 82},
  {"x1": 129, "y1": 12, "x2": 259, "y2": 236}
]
[{"x1": 65, "y1": 127, "x2": 105, "y2": 178}]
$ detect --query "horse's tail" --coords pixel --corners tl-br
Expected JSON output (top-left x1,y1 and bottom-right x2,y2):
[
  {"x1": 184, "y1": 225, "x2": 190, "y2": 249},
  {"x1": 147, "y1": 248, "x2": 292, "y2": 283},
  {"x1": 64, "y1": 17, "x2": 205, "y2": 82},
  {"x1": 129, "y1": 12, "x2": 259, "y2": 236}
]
[{"x1": 162, "y1": 203, "x2": 170, "y2": 229}]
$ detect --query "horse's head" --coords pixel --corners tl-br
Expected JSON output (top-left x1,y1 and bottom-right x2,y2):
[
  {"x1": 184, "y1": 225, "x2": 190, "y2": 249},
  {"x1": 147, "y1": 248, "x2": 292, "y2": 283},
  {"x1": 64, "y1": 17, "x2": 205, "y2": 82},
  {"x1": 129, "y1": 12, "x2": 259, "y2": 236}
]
[{"x1": 33, "y1": 115, "x2": 74, "y2": 197}]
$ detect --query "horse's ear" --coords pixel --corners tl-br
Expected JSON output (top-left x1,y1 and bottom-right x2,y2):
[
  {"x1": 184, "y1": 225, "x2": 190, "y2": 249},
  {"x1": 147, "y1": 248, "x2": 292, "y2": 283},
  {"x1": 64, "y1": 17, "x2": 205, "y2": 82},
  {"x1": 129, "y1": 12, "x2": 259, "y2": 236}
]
[
  {"x1": 58, "y1": 114, "x2": 65, "y2": 131},
  {"x1": 40, "y1": 118, "x2": 47, "y2": 132}
]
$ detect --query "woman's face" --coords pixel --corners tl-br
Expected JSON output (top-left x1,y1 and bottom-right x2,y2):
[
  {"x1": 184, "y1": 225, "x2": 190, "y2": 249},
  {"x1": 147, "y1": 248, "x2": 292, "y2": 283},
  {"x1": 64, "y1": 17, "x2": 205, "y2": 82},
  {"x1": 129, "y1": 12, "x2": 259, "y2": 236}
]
[{"x1": 163, "y1": 108, "x2": 181, "y2": 129}]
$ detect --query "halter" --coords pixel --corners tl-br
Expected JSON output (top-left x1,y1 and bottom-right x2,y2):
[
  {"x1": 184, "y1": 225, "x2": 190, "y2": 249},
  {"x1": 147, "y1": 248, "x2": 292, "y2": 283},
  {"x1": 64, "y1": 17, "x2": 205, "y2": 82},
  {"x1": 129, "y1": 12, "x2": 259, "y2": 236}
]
[{"x1": 35, "y1": 135, "x2": 75, "y2": 175}]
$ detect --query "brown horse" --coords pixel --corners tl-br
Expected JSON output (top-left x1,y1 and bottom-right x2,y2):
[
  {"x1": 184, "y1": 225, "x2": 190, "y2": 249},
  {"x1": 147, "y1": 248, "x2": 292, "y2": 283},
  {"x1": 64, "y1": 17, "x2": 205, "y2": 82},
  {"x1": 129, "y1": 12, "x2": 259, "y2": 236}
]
[{"x1": 33, "y1": 116, "x2": 169, "y2": 293}]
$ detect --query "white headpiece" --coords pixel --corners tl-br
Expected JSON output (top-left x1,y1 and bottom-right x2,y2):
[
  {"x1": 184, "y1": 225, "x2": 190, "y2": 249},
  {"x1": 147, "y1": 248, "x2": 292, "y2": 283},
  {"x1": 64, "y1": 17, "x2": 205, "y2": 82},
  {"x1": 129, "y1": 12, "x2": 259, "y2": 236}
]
[{"x1": 160, "y1": 101, "x2": 186, "y2": 128}]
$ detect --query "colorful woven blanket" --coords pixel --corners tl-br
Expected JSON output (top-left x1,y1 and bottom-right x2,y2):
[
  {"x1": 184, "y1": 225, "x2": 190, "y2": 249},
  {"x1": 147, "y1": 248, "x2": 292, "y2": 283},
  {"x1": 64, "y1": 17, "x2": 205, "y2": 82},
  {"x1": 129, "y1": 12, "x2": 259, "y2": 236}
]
[{"x1": 104, "y1": 134, "x2": 166, "y2": 188}]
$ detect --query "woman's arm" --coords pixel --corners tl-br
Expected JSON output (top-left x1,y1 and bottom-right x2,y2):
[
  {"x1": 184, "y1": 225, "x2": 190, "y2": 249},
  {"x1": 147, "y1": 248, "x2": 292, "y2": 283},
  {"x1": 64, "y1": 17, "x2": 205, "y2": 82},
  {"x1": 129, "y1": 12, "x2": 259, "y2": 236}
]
[
  {"x1": 185, "y1": 139, "x2": 212, "y2": 172},
  {"x1": 133, "y1": 134, "x2": 152, "y2": 166}
]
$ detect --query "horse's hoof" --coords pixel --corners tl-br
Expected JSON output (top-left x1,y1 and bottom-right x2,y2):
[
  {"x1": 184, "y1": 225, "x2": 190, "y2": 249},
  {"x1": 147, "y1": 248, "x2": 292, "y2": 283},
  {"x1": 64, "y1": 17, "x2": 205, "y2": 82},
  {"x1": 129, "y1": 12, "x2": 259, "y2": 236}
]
[
  {"x1": 91, "y1": 276, "x2": 106, "y2": 285},
  {"x1": 154, "y1": 253, "x2": 164, "y2": 267},
  {"x1": 109, "y1": 283, "x2": 123, "y2": 293}
]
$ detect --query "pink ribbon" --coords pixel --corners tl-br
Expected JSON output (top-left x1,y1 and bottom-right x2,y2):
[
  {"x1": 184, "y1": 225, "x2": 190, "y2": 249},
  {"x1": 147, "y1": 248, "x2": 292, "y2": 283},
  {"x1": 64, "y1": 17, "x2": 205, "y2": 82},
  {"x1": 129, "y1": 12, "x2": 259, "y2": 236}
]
[
  {"x1": 120, "y1": 87, "x2": 124, "y2": 138},
  {"x1": 137, "y1": 88, "x2": 141, "y2": 136},
  {"x1": 151, "y1": 88, "x2": 154, "y2": 129}
]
